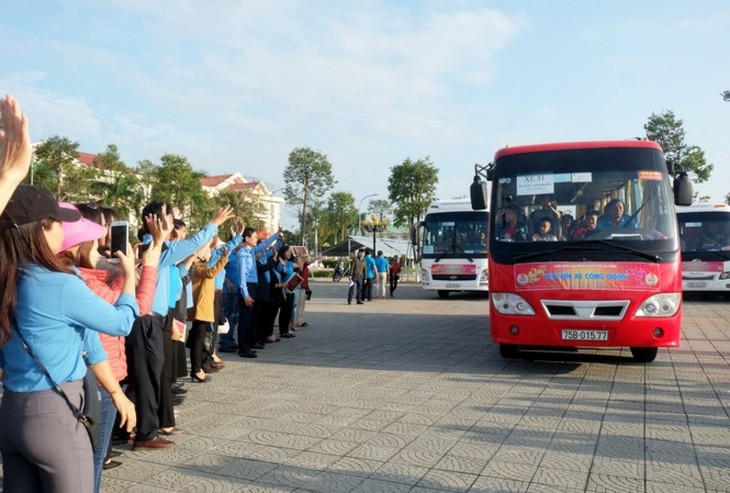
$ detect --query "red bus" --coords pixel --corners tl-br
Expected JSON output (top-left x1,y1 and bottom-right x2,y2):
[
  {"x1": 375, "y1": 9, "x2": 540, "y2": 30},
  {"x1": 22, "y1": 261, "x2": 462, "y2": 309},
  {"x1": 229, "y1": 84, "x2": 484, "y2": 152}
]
[{"x1": 470, "y1": 140, "x2": 692, "y2": 362}]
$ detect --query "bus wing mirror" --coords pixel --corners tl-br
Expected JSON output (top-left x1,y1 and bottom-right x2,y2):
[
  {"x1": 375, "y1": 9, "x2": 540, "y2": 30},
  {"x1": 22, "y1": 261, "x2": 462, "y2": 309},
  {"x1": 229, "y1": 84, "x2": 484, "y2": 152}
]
[
  {"x1": 470, "y1": 176, "x2": 488, "y2": 210},
  {"x1": 673, "y1": 172, "x2": 693, "y2": 206}
]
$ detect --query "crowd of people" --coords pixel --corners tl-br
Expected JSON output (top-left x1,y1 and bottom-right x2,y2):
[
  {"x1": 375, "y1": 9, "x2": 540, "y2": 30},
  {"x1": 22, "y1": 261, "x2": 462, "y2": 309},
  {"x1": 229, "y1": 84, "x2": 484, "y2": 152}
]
[
  {"x1": 346, "y1": 248, "x2": 402, "y2": 304},
  {"x1": 0, "y1": 94, "x2": 312, "y2": 492}
]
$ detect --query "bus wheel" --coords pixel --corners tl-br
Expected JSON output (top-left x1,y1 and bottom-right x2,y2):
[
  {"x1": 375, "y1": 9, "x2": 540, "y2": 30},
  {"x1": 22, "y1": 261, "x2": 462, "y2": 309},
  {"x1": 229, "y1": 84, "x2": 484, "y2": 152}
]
[
  {"x1": 630, "y1": 347, "x2": 658, "y2": 363},
  {"x1": 499, "y1": 344, "x2": 519, "y2": 359},
  {"x1": 437, "y1": 290, "x2": 450, "y2": 299}
]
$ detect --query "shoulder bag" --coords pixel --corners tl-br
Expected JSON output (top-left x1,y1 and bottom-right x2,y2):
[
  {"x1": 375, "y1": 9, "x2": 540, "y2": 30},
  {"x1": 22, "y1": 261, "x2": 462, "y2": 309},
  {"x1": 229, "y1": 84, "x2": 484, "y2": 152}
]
[{"x1": 14, "y1": 327, "x2": 101, "y2": 449}]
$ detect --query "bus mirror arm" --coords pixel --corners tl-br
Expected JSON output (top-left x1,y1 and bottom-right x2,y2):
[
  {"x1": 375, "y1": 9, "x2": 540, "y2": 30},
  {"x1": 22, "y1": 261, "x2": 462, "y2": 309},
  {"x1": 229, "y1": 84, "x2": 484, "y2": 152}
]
[
  {"x1": 470, "y1": 162, "x2": 492, "y2": 211},
  {"x1": 667, "y1": 161, "x2": 693, "y2": 206}
]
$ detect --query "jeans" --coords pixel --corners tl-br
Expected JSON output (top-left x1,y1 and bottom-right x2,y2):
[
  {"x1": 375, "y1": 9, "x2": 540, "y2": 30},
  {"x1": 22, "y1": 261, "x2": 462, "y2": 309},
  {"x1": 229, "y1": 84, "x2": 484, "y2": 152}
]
[
  {"x1": 93, "y1": 387, "x2": 117, "y2": 493},
  {"x1": 218, "y1": 292, "x2": 239, "y2": 349}
]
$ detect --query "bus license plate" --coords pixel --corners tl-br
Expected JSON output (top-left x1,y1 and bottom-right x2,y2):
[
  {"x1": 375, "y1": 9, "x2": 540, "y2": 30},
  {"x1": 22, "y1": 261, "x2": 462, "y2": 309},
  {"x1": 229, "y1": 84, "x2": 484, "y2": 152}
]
[
  {"x1": 445, "y1": 282, "x2": 461, "y2": 288},
  {"x1": 561, "y1": 329, "x2": 608, "y2": 341},
  {"x1": 686, "y1": 281, "x2": 707, "y2": 288}
]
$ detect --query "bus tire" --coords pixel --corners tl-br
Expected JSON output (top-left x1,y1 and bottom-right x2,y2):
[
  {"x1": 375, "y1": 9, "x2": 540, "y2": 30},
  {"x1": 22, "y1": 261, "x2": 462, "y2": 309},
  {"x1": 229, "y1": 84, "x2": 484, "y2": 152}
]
[
  {"x1": 437, "y1": 290, "x2": 450, "y2": 299},
  {"x1": 630, "y1": 347, "x2": 658, "y2": 363},
  {"x1": 499, "y1": 344, "x2": 519, "y2": 359}
]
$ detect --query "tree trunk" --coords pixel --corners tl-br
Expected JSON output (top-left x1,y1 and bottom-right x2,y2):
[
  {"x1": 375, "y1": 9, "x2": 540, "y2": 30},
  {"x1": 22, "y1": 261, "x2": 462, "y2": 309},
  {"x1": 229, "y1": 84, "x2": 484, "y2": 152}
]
[{"x1": 301, "y1": 176, "x2": 309, "y2": 246}]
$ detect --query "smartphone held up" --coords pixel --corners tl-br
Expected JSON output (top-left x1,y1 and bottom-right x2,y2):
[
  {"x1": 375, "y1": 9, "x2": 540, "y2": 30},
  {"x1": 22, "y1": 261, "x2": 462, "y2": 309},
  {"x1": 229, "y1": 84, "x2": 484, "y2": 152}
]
[{"x1": 109, "y1": 220, "x2": 129, "y2": 263}]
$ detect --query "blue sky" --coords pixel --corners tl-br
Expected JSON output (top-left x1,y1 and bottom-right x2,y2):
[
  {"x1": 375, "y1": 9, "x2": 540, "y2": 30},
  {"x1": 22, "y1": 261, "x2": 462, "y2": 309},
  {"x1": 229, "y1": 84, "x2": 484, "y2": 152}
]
[{"x1": 2, "y1": 1, "x2": 729, "y2": 227}]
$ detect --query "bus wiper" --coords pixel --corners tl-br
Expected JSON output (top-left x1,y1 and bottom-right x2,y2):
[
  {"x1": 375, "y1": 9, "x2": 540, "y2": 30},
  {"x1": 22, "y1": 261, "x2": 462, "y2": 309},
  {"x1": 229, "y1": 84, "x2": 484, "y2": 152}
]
[
  {"x1": 433, "y1": 250, "x2": 449, "y2": 263},
  {"x1": 579, "y1": 239, "x2": 662, "y2": 262},
  {"x1": 454, "y1": 243, "x2": 474, "y2": 262},
  {"x1": 513, "y1": 240, "x2": 663, "y2": 263}
]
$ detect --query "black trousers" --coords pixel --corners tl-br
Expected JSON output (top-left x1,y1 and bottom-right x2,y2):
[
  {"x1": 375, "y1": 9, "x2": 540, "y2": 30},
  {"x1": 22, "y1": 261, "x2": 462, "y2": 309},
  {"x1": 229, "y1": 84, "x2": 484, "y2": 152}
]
[
  {"x1": 158, "y1": 317, "x2": 176, "y2": 430},
  {"x1": 278, "y1": 293, "x2": 294, "y2": 335},
  {"x1": 390, "y1": 275, "x2": 399, "y2": 296},
  {"x1": 237, "y1": 283, "x2": 259, "y2": 351},
  {"x1": 189, "y1": 320, "x2": 209, "y2": 374},
  {"x1": 259, "y1": 299, "x2": 279, "y2": 341},
  {"x1": 363, "y1": 277, "x2": 374, "y2": 300},
  {"x1": 125, "y1": 314, "x2": 165, "y2": 442}
]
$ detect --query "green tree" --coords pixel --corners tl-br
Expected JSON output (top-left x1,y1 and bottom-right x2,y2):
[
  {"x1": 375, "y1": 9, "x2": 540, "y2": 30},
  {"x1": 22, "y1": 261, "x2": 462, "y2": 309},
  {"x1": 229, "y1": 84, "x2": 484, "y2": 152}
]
[
  {"x1": 138, "y1": 154, "x2": 212, "y2": 230},
  {"x1": 89, "y1": 144, "x2": 143, "y2": 220},
  {"x1": 214, "y1": 188, "x2": 266, "y2": 232},
  {"x1": 644, "y1": 110, "x2": 714, "y2": 182},
  {"x1": 388, "y1": 157, "x2": 438, "y2": 258},
  {"x1": 283, "y1": 147, "x2": 336, "y2": 245},
  {"x1": 33, "y1": 135, "x2": 81, "y2": 198},
  {"x1": 320, "y1": 191, "x2": 358, "y2": 245}
]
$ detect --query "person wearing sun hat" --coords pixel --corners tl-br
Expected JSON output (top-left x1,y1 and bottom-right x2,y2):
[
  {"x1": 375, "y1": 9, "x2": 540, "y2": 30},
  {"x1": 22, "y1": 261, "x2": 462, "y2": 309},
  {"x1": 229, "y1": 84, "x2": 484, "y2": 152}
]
[
  {"x1": 0, "y1": 185, "x2": 140, "y2": 492},
  {"x1": 57, "y1": 201, "x2": 166, "y2": 493}
]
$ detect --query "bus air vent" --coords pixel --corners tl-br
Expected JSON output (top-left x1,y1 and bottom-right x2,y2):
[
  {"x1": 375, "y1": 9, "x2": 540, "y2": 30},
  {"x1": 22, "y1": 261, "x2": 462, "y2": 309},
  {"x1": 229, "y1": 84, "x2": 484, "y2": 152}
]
[{"x1": 541, "y1": 300, "x2": 629, "y2": 321}]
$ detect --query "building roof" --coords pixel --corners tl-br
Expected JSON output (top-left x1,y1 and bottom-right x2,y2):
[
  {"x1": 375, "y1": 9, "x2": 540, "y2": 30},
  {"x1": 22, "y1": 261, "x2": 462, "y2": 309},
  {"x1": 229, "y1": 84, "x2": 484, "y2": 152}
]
[
  {"x1": 77, "y1": 152, "x2": 97, "y2": 167},
  {"x1": 200, "y1": 174, "x2": 235, "y2": 187}
]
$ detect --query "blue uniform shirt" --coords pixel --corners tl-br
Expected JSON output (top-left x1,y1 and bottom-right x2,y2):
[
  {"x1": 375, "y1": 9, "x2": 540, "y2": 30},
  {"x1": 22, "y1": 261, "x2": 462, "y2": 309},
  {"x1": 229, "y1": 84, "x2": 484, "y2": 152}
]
[
  {"x1": 0, "y1": 264, "x2": 139, "y2": 393},
  {"x1": 365, "y1": 255, "x2": 377, "y2": 279},
  {"x1": 237, "y1": 233, "x2": 280, "y2": 298},
  {"x1": 375, "y1": 256, "x2": 389, "y2": 273},
  {"x1": 210, "y1": 234, "x2": 242, "y2": 290},
  {"x1": 150, "y1": 222, "x2": 218, "y2": 315}
]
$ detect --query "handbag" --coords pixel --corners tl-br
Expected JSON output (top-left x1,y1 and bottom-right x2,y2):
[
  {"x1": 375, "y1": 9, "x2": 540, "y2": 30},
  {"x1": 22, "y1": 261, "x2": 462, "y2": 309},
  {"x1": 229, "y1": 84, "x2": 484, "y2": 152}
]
[{"x1": 14, "y1": 327, "x2": 100, "y2": 449}]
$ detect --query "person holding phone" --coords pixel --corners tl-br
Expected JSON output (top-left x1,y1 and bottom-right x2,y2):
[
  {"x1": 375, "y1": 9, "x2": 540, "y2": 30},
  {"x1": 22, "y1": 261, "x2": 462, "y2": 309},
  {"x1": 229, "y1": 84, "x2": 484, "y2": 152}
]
[
  {"x1": 0, "y1": 185, "x2": 139, "y2": 492},
  {"x1": 109, "y1": 220, "x2": 129, "y2": 263},
  {"x1": 61, "y1": 202, "x2": 166, "y2": 492}
]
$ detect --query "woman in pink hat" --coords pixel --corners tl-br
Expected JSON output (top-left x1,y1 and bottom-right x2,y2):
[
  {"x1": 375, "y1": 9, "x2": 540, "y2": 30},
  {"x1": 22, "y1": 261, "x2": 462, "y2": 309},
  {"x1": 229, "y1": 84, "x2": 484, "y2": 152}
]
[{"x1": 58, "y1": 202, "x2": 168, "y2": 493}]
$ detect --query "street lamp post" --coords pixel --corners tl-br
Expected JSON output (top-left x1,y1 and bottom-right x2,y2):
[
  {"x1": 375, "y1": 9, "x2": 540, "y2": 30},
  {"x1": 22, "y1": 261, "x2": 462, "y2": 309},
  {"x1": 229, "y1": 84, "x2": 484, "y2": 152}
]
[{"x1": 358, "y1": 193, "x2": 378, "y2": 236}]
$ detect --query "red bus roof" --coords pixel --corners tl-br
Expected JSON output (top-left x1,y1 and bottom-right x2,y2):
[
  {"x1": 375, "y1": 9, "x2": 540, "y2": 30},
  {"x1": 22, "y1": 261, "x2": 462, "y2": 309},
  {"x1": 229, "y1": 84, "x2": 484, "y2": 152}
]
[{"x1": 493, "y1": 140, "x2": 663, "y2": 160}]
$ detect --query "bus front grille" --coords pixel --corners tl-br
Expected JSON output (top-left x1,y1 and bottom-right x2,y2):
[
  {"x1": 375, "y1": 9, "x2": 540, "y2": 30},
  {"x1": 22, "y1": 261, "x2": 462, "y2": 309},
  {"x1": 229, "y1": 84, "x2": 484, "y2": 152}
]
[{"x1": 541, "y1": 300, "x2": 630, "y2": 321}]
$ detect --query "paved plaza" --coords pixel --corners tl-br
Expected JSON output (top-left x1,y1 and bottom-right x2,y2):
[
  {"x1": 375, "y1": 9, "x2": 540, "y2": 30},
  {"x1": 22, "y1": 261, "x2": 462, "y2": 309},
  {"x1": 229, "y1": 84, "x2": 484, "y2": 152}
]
[{"x1": 8, "y1": 281, "x2": 730, "y2": 492}]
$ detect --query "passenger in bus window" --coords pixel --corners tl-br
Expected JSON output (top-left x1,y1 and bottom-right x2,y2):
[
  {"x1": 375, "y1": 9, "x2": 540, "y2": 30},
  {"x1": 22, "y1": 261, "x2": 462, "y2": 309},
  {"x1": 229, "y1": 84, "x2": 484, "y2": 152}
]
[
  {"x1": 700, "y1": 222, "x2": 729, "y2": 250},
  {"x1": 596, "y1": 199, "x2": 636, "y2": 230},
  {"x1": 532, "y1": 217, "x2": 558, "y2": 242},
  {"x1": 528, "y1": 195, "x2": 561, "y2": 238},
  {"x1": 496, "y1": 205, "x2": 527, "y2": 242},
  {"x1": 560, "y1": 214, "x2": 575, "y2": 241},
  {"x1": 572, "y1": 210, "x2": 599, "y2": 239}
]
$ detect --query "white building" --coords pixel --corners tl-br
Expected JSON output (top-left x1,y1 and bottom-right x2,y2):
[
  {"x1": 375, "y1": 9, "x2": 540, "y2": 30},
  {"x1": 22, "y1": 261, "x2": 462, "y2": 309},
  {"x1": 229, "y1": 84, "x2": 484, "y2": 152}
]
[{"x1": 200, "y1": 173, "x2": 284, "y2": 236}]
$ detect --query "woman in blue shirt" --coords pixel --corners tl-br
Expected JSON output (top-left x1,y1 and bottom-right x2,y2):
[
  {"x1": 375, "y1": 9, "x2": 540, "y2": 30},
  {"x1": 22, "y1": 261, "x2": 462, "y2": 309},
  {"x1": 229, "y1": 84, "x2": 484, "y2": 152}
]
[
  {"x1": 0, "y1": 185, "x2": 139, "y2": 493},
  {"x1": 276, "y1": 245, "x2": 300, "y2": 338}
]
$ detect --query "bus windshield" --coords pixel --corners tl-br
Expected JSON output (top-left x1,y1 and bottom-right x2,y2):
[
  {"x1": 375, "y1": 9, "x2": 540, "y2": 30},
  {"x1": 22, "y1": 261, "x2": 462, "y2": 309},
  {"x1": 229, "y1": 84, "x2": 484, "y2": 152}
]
[
  {"x1": 423, "y1": 211, "x2": 488, "y2": 257},
  {"x1": 678, "y1": 212, "x2": 730, "y2": 252},
  {"x1": 491, "y1": 147, "x2": 678, "y2": 253}
]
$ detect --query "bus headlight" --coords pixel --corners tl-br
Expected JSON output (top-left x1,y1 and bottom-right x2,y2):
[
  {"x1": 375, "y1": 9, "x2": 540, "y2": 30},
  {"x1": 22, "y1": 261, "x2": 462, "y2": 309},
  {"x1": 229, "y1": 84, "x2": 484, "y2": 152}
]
[
  {"x1": 479, "y1": 269, "x2": 489, "y2": 284},
  {"x1": 635, "y1": 293, "x2": 681, "y2": 317},
  {"x1": 491, "y1": 293, "x2": 535, "y2": 315},
  {"x1": 421, "y1": 269, "x2": 429, "y2": 281},
  {"x1": 719, "y1": 272, "x2": 730, "y2": 280}
]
